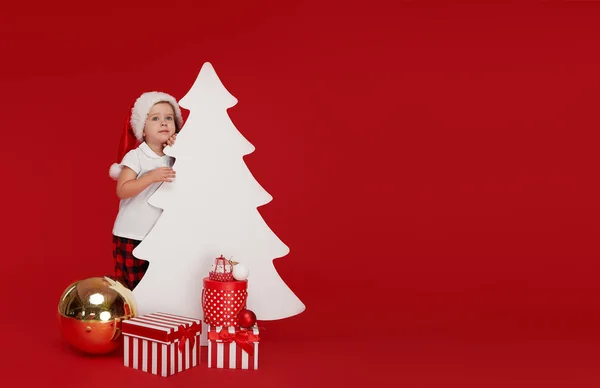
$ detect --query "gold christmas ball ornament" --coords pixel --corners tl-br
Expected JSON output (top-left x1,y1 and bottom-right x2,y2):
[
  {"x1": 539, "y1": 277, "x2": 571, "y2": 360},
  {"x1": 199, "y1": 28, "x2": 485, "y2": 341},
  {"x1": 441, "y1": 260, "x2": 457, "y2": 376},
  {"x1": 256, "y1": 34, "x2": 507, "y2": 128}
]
[{"x1": 57, "y1": 276, "x2": 137, "y2": 355}]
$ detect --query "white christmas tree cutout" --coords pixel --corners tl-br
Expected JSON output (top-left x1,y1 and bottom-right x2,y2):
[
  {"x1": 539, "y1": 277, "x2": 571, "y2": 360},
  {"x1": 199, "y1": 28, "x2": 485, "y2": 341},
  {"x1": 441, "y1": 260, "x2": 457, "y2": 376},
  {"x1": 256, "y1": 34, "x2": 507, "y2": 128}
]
[{"x1": 132, "y1": 62, "x2": 305, "y2": 344}]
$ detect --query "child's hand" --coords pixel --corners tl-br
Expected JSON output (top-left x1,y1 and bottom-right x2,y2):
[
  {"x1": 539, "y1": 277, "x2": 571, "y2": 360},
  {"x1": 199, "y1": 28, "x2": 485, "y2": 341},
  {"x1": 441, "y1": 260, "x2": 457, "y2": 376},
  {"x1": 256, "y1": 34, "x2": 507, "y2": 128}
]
[
  {"x1": 145, "y1": 167, "x2": 176, "y2": 183},
  {"x1": 165, "y1": 133, "x2": 177, "y2": 147}
]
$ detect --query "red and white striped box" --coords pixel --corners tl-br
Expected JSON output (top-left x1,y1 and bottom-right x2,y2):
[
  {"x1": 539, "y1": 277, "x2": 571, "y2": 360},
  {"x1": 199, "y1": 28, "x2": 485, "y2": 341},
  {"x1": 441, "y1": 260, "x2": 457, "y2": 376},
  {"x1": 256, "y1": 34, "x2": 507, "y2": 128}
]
[
  {"x1": 121, "y1": 312, "x2": 202, "y2": 377},
  {"x1": 207, "y1": 325, "x2": 260, "y2": 370}
]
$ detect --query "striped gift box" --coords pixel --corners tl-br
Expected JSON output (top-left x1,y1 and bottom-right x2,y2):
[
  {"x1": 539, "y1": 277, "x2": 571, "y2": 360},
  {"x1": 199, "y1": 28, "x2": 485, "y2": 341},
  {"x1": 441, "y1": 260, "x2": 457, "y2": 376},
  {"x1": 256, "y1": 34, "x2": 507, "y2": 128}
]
[
  {"x1": 207, "y1": 325, "x2": 259, "y2": 370},
  {"x1": 122, "y1": 312, "x2": 202, "y2": 377}
]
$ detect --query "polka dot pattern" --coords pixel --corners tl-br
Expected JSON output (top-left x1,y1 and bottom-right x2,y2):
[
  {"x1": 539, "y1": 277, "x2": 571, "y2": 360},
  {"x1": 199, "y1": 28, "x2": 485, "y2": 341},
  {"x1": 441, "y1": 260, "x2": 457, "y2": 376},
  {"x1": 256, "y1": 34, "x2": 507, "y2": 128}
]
[
  {"x1": 209, "y1": 271, "x2": 234, "y2": 282},
  {"x1": 202, "y1": 286, "x2": 248, "y2": 327}
]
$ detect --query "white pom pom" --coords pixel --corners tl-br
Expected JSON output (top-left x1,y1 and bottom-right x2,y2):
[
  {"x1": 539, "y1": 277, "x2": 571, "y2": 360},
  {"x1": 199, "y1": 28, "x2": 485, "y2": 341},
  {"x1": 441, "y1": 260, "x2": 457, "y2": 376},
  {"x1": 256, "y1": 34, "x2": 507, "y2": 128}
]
[
  {"x1": 109, "y1": 163, "x2": 122, "y2": 180},
  {"x1": 233, "y1": 263, "x2": 249, "y2": 281}
]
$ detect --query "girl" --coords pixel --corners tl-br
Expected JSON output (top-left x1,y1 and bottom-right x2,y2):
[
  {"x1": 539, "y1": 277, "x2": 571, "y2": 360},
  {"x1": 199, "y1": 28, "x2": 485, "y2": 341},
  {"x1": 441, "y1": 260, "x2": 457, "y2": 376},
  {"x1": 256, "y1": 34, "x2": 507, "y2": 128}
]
[{"x1": 109, "y1": 91, "x2": 184, "y2": 290}]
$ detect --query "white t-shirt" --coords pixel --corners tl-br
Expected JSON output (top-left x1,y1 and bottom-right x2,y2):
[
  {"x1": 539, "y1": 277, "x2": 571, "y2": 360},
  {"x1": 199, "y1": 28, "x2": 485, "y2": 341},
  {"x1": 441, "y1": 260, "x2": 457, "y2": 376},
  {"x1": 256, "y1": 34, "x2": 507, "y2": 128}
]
[{"x1": 112, "y1": 142, "x2": 174, "y2": 240}]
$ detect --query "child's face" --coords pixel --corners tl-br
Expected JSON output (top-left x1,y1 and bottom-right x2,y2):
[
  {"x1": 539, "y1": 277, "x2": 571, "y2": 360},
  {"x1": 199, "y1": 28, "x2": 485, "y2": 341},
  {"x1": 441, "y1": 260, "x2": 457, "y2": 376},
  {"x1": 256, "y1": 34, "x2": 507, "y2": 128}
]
[{"x1": 143, "y1": 102, "x2": 176, "y2": 144}]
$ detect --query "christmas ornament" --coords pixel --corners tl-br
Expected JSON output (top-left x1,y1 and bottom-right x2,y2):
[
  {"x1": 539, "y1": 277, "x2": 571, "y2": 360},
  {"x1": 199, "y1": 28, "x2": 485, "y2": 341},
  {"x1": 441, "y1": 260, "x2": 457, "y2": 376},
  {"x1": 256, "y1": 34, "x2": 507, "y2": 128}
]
[
  {"x1": 57, "y1": 276, "x2": 137, "y2": 355},
  {"x1": 209, "y1": 255, "x2": 234, "y2": 281},
  {"x1": 232, "y1": 263, "x2": 249, "y2": 281},
  {"x1": 237, "y1": 309, "x2": 257, "y2": 328}
]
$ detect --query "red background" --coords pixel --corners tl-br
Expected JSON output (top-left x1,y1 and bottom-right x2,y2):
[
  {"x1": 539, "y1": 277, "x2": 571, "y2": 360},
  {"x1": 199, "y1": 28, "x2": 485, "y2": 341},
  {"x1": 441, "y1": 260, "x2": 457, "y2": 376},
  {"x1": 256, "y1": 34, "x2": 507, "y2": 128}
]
[{"x1": 2, "y1": 1, "x2": 600, "y2": 386}]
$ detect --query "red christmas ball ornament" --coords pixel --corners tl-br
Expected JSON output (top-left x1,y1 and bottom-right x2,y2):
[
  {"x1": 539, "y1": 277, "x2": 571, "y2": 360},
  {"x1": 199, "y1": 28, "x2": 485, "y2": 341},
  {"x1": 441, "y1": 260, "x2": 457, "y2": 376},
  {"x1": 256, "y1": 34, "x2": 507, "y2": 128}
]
[
  {"x1": 237, "y1": 309, "x2": 257, "y2": 328},
  {"x1": 57, "y1": 277, "x2": 137, "y2": 355}
]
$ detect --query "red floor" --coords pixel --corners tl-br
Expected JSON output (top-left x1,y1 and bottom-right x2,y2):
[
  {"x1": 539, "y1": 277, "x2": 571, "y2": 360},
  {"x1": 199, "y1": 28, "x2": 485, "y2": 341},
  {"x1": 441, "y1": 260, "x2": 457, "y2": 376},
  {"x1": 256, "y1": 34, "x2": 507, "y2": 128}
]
[{"x1": 7, "y1": 319, "x2": 600, "y2": 388}]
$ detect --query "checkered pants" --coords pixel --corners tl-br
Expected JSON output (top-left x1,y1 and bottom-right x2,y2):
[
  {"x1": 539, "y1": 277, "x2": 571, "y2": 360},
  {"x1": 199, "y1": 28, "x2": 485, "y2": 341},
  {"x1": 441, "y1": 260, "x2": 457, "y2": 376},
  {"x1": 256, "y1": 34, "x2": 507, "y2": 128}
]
[{"x1": 113, "y1": 235, "x2": 148, "y2": 290}]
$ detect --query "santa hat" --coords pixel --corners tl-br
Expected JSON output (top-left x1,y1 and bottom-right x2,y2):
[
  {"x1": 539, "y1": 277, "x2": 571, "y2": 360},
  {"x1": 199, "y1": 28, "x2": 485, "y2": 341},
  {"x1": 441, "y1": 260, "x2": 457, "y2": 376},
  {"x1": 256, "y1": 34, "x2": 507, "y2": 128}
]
[{"x1": 109, "y1": 91, "x2": 184, "y2": 180}]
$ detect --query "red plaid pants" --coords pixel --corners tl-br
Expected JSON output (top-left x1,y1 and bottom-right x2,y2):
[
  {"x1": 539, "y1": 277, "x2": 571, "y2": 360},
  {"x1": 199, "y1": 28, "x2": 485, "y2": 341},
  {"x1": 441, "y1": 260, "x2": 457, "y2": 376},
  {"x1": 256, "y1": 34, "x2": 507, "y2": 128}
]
[{"x1": 113, "y1": 235, "x2": 148, "y2": 290}]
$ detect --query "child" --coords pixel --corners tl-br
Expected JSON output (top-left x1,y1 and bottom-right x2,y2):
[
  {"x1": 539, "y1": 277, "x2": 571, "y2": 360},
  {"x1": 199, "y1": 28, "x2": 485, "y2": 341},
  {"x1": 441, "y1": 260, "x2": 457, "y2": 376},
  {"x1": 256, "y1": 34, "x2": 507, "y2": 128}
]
[{"x1": 108, "y1": 91, "x2": 184, "y2": 290}]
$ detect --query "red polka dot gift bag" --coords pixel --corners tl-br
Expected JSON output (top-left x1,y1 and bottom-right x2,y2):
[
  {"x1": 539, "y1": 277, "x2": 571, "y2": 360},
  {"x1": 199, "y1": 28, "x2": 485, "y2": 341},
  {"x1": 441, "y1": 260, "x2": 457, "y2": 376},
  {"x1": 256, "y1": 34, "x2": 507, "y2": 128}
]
[
  {"x1": 202, "y1": 256, "x2": 248, "y2": 327},
  {"x1": 202, "y1": 278, "x2": 248, "y2": 327}
]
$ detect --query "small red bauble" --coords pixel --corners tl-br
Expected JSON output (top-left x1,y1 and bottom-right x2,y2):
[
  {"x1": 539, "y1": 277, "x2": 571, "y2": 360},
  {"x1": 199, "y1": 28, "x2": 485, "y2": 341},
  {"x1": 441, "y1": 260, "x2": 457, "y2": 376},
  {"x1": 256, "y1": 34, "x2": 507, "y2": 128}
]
[{"x1": 237, "y1": 309, "x2": 257, "y2": 328}]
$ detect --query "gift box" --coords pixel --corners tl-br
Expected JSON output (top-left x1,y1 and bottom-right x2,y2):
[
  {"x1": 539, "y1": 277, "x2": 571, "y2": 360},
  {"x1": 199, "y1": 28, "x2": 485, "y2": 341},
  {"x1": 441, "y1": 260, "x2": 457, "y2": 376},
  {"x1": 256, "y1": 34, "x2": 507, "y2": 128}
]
[
  {"x1": 207, "y1": 325, "x2": 260, "y2": 370},
  {"x1": 202, "y1": 277, "x2": 248, "y2": 327},
  {"x1": 121, "y1": 312, "x2": 202, "y2": 377}
]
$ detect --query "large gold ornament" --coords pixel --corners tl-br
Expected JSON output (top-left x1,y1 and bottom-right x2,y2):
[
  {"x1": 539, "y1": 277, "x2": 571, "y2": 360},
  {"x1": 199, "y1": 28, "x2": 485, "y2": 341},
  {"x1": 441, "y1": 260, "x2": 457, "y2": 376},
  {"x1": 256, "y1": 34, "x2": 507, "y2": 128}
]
[{"x1": 57, "y1": 276, "x2": 137, "y2": 355}]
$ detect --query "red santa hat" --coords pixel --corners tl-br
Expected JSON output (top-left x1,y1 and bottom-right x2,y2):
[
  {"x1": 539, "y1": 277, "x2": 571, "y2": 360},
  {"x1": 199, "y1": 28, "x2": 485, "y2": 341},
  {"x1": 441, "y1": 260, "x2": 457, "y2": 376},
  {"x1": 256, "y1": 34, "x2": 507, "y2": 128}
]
[{"x1": 109, "y1": 91, "x2": 184, "y2": 180}]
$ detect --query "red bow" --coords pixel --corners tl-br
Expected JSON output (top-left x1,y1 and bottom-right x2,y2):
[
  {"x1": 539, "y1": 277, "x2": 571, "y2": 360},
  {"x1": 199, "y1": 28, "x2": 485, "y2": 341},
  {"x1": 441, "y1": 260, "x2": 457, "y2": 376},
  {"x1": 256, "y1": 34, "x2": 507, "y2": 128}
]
[
  {"x1": 176, "y1": 322, "x2": 201, "y2": 353},
  {"x1": 208, "y1": 328, "x2": 260, "y2": 356}
]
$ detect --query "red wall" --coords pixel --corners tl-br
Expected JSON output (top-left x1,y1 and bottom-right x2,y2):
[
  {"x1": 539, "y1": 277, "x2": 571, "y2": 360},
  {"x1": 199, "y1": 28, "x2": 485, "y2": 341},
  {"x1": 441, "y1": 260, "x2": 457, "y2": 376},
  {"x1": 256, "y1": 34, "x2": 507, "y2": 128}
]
[{"x1": 2, "y1": 1, "x2": 600, "y2": 386}]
